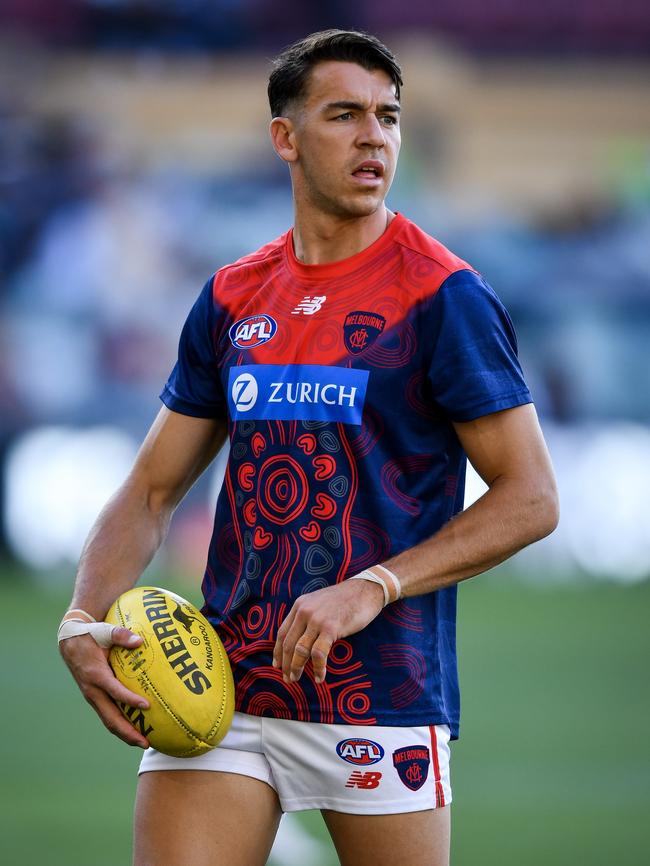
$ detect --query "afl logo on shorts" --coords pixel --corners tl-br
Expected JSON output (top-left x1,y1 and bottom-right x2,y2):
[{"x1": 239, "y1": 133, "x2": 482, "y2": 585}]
[
  {"x1": 231, "y1": 373, "x2": 258, "y2": 412},
  {"x1": 229, "y1": 314, "x2": 277, "y2": 349},
  {"x1": 336, "y1": 738, "x2": 385, "y2": 765}
]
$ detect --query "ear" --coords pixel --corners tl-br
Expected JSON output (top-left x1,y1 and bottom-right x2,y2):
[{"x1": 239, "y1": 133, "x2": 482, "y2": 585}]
[{"x1": 269, "y1": 116, "x2": 299, "y2": 164}]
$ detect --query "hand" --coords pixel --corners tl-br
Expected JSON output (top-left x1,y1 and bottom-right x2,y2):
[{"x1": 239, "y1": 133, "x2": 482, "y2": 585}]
[
  {"x1": 59, "y1": 628, "x2": 151, "y2": 748},
  {"x1": 272, "y1": 579, "x2": 385, "y2": 684}
]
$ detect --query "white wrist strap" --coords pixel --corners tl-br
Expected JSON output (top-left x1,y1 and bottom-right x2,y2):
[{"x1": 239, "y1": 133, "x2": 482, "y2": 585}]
[
  {"x1": 57, "y1": 608, "x2": 116, "y2": 648},
  {"x1": 348, "y1": 565, "x2": 403, "y2": 607},
  {"x1": 372, "y1": 564, "x2": 403, "y2": 603}
]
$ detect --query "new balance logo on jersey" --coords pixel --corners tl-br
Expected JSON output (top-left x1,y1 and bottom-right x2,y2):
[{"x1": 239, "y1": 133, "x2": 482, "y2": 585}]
[
  {"x1": 291, "y1": 295, "x2": 327, "y2": 315},
  {"x1": 228, "y1": 364, "x2": 368, "y2": 425},
  {"x1": 345, "y1": 771, "x2": 382, "y2": 789},
  {"x1": 229, "y1": 314, "x2": 277, "y2": 349}
]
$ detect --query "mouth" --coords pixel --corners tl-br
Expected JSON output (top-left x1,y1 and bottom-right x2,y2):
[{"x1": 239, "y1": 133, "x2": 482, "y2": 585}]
[{"x1": 351, "y1": 161, "x2": 385, "y2": 183}]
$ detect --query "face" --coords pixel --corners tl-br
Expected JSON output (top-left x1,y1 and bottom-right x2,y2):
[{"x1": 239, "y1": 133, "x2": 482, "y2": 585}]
[{"x1": 279, "y1": 60, "x2": 401, "y2": 219}]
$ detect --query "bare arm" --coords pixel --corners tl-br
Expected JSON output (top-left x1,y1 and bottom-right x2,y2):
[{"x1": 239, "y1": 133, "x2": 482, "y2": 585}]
[
  {"x1": 274, "y1": 403, "x2": 559, "y2": 683},
  {"x1": 383, "y1": 402, "x2": 559, "y2": 594},
  {"x1": 60, "y1": 406, "x2": 227, "y2": 747}
]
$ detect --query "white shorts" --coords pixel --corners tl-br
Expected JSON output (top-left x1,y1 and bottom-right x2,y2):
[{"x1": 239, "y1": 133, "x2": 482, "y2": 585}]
[{"x1": 139, "y1": 711, "x2": 451, "y2": 815}]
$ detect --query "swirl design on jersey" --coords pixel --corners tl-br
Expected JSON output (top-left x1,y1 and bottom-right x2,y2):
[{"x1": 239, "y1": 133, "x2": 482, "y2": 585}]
[
  {"x1": 349, "y1": 517, "x2": 392, "y2": 573},
  {"x1": 257, "y1": 455, "x2": 310, "y2": 525},
  {"x1": 383, "y1": 600, "x2": 424, "y2": 633},
  {"x1": 401, "y1": 247, "x2": 442, "y2": 290},
  {"x1": 379, "y1": 644, "x2": 427, "y2": 709},
  {"x1": 216, "y1": 610, "x2": 376, "y2": 723},
  {"x1": 333, "y1": 294, "x2": 413, "y2": 369},
  {"x1": 220, "y1": 417, "x2": 358, "y2": 621},
  {"x1": 405, "y1": 369, "x2": 437, "y2": 419},
  {"x1": 348, "y1": 405, "x2": 384, "y2": 458},
  {"x1": 380, "y1": 455, "x2": 434, "y2": 516}
]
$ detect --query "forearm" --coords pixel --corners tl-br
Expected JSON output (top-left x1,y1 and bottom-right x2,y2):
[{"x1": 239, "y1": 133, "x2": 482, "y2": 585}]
[
  {"x1": 383, "y1": 474, "x2": 559, "y2": 598},
  {"x1": 69, "y1": 479, "x2": 172, "y2": 619}
]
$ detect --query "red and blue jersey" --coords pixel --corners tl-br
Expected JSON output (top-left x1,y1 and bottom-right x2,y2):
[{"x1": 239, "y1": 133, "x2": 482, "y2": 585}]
[{"x1": 161, "y1": 213, "x2": 532, "y2": 737}]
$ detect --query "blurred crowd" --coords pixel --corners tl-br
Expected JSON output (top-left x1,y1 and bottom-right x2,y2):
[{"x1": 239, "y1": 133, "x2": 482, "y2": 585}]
[
  {"x1": 4, "y1": 0, "x2": 650, "y2": 53},
  {"x1": 2, "y1": 107, "x2": 649, "y2": 440}
]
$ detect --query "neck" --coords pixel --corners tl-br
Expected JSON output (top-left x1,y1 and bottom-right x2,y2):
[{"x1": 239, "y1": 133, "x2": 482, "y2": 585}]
[{"x1": 292, "y1": 206, "x2": 393, "y2": 265}]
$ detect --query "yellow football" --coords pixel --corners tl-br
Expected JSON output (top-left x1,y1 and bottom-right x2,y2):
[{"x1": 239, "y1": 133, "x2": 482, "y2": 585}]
[{"x1": 106, "y1": 586, "x2": 234, "y2": 757}]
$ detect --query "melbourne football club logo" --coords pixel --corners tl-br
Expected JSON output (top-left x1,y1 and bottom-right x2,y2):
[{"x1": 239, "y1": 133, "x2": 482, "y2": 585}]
[
  {"x1": 336, "y1": 738, "x2": 385, "y2": 766},
  {"x1": 392, "y1": 746, "x2": 430, "y2": 791},
  {"x1": 343, "y1": 310, "x2": 386, "y2": 355},
  {"x1": 231, "y1": 372, "x2": 258, "y2": 412},
  {"x1": 229, "y1": 314, "x2": 277, "y2": 349}
]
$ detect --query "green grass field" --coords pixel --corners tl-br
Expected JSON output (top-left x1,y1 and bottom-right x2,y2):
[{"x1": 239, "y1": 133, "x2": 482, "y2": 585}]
[{"x1": 1, "y1": 567, "x2": 648, "y2": 866}]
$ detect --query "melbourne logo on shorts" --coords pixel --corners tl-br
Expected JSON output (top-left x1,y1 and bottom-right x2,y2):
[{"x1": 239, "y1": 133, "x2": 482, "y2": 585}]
[
  {"x1": 228, "y1": 364, "x2": 369, "y2": 425},
  {"x1": 392, "y1": 746, "x2": 430, "y2": 791},
  {"x1": 343, "y1": 310, "x2": 386, "y2": 355},
  {"x1": 228, "y1": 314, "x2": 277, "y2": 349},
  {"x1": 336, "y1": 738, "x2": 385, "y2": 765}
]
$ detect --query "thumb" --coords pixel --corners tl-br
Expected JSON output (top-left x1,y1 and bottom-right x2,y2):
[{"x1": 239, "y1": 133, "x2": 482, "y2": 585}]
[{"x1": 110, "y1": 626, "x2": 143, "y2": 648}]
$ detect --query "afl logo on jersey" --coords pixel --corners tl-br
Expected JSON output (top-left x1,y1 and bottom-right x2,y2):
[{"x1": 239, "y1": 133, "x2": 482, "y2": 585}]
[
  {"x1": 229, "y1": 314, "x2": 277, "y2": 349},
  {"x1": 336, "y1": 738, "x2": 385, "y2": 765},
  {"x1": 231, "y1": 373, "x2": 258, "y2": 412}
]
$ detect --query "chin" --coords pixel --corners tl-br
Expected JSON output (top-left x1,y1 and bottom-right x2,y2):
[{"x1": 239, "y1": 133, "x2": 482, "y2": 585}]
[{"x1": 335, "y1": 195, "x2": 384, "y2": 219}]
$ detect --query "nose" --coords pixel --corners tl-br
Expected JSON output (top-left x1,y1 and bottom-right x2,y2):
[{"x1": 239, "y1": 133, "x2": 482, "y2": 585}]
[{"x1": 358, "y1": 113, "x2": 386, "y2": 149}]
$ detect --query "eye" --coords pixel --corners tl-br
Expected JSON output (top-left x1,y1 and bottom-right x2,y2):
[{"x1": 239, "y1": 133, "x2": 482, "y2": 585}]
[
  {"x1": 380, "y1": 115, "x2": 398, "y2": 126},
  {"x1": 335, "y1": 112, "x2": 353, "y2": 121}
]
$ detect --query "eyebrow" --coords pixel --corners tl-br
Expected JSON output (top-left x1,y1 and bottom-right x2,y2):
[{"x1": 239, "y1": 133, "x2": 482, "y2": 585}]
[{"x1": 323, "y1": 100, "x2": 401, "y2": 114}]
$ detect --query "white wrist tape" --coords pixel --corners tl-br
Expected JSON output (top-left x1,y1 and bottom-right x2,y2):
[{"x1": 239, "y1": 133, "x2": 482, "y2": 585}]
[
  {"x1": 57, "y1": 611, "x2": 116, "y2": 648},
  {"x1": 348, "y1": 565, "x2": 403, "y2": 607}
]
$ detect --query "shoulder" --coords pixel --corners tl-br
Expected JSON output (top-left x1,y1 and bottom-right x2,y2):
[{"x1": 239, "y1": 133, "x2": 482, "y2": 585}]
[
  {"x1": 211, "y1": 233, "x2": 288, "y2": 298},
  {"x1": 393, "y1": 216, "x2": 476, "y2": 284}
]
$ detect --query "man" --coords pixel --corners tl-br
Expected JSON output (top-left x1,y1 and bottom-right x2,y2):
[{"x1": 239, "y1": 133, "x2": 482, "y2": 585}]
[{"x1": 59, "y1": 29, "x2": 558, "y2": 866}]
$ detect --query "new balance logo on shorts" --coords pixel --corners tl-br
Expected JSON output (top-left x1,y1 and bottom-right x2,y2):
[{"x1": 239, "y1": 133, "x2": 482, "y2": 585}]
[{"x1": 345, "y1": 771, "x2": 382, "y2": 789}]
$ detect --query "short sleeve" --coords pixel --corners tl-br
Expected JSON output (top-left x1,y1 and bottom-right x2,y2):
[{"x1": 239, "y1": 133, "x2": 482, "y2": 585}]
[
  {"x1": 160, "y1": 276, "x2": 226, "y2": 419},
  {"x1": 427, "y1": 269, "x2": 532, "y2": 422}
]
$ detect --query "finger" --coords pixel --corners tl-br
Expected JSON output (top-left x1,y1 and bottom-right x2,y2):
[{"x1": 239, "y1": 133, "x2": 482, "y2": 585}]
[
  {"x1": 86, "y1": 688, "x2": 149, "y2": 748},
  {"x1": 280, "y1": 617, "x2": 312, "y2": 681},
  {"x1": 272, "y1": 609, "x2": 296, "y2": 669},
  {"x1": 65, "y1": 637, "x2": 151, "y2": 710},
  {"x1": 288, "y1": 629, "x2": 320, "y2": 682},
  {"x1": 58, "y1": 622, "x2": 143, "y2": 649},
  {"x1": 310, "y1": 635, "x2": 334, "y2": 684},
  {"x1": 98, "y1": 667, "x2": 150, "y2": 710},
  {"x1": 110, "y1": 627, "x2": 143, "y2": 648}
]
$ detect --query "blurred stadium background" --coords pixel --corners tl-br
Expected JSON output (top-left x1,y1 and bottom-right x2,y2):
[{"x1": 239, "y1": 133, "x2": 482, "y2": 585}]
[{"x1": 1, "y1": 3, "x2": 649, "y2": 865}]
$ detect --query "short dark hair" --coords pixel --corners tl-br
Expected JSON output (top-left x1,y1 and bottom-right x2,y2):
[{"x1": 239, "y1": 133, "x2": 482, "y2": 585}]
[{"x1": 268, "y1": 29, "x2": 403, "y2": 118}]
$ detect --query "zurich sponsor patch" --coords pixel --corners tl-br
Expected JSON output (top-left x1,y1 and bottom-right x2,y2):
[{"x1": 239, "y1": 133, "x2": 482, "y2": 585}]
[
  {"x1": 229, "y1": 314, "x2": 277, "y2": 349},
  {"x1": 392, "y1": 745, "x2": 430, "y2": 791},
  {"x1": 343, "y1": 310, "x2": 386, "y2": 355},
  {"x1": 336, "y1": 738, "x2": 385, "y2": 765},
  {"x1": 228, "y1": 364, "x2": 368, "y2": 425}
]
